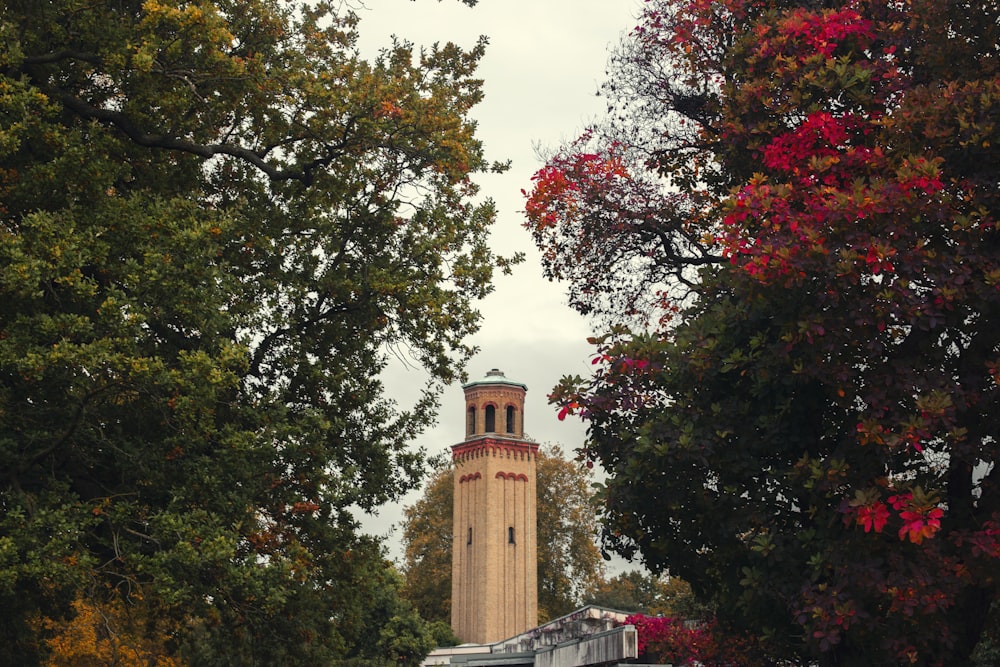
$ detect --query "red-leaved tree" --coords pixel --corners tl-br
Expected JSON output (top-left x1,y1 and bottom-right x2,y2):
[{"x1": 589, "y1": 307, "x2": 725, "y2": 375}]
[
  {"x1": 527, "y1": 1, "x2": 1000, "y2": 664},
  {"x1": 627, "y1": 613, "x2": 763, "y2": 666}
]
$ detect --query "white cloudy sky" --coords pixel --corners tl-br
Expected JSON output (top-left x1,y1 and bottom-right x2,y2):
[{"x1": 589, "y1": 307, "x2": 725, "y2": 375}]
[{"x1": 353, "y1": 0, "x2": 643, "y2": 561}]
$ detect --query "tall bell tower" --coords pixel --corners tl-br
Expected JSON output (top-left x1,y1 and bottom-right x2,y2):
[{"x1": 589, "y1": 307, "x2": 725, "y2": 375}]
[{"x1": 451, "y1": 368, "x2": 538, "y2": 644}]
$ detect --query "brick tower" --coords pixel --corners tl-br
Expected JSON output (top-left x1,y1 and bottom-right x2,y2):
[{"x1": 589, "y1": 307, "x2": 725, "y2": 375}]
[{"x1": 451, "y1": 368, "x2": 538, "y2": 644}]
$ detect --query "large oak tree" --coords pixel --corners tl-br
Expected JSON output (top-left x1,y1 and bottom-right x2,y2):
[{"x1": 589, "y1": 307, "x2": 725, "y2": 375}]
[
  {"x1": 527, "y1": 1, "x2": 1000, "y2": 665},
  {"x1": 0, "y1": 0, "x2": 510, "y2": 664}
]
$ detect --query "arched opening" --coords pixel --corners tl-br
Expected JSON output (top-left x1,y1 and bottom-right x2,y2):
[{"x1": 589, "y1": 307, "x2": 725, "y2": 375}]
[
  {"x1": 467, "y1": 405, "x2": 476, "y2": 435},
  {"x1": 485, "y1": 405, "x2": 496, "y2": 432},
  {"x1": 506, "y1": 405, "x2": 516, "y2": 434}
]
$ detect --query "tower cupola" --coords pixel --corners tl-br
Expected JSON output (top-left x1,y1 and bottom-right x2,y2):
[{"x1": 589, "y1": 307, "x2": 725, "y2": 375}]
[{"x1": 463, "y1": 368, "x2": 527, "y2": 439}]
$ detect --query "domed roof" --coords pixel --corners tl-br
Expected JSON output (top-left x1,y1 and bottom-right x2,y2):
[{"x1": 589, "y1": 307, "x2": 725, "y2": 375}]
[{"x1": 462, "y1": 368, "x2": 527, "y2": 391}]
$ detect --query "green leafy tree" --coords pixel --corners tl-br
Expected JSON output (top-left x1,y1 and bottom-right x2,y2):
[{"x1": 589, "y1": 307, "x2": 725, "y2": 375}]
[
  {"x1": 0, "y1": 0, "x2": 512, "y2": 663},
  {"x1": 400, "y1": 444, "x2": 603, "y2": 624},
  {"x1": 400, "y1": 460, "x2": 455, "y2": 626},
  {"x1": 353, "y1": 565, "x2": 437, "y2": 667},
  {"x1": 527, "y1": 0, "x2": 1000, "y2": 665},
  {"x1": 535, "y1": 445, "x2": 605, "y2": 620},
  {"x1": 583, "y1": 570, "x2": 709, "y2": 620}
]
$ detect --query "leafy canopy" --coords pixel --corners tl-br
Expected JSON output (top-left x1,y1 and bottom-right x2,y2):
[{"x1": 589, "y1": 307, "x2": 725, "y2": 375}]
[
  {"x1": 527, "y1": 1, "x2": 1000, "y2": 665},
  {"x1": 0, "y1": 0, "x2": 513, "y2": 663},
  {"x1": 583, "y1": 569, "x2": 709, "y2": 620}
]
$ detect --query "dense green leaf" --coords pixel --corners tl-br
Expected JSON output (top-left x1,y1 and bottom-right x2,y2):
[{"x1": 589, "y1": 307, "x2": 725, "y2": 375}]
[{"x1": 0, "y1": 0, "x2": 508, "y2": 663}]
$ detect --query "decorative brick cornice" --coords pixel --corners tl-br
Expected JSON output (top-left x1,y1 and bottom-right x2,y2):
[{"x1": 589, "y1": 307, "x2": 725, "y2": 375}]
[{"x1": 452, "y1": 436, "x2": 539, "y2": 463}]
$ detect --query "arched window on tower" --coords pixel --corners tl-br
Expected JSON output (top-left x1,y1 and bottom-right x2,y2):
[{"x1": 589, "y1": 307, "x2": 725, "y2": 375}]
[
  {"x1": 506, "y1": 405, "x2": 516, "y2": 434},
  {"x1": 485, "y1": 405, "x2": 496, "y2": 432},
  {"x1": 467, "y1": 406, "x2": 476, "y2": 436}
]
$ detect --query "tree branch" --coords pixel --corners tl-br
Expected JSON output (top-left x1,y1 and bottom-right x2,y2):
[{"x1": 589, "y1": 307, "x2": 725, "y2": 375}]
[
  {"x1": 37, "y1": 83, "x2": 344, "y2": 185},
  {"x1": 22, "y1": 50, "x2": 102, "y2": 66}
]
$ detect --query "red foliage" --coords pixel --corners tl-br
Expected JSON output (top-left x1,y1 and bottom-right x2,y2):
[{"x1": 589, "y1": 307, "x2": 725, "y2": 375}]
[
  {"x1": 625, "y1": 613, "x2": 761, "y2": 667},
  {"x1": 523, "y1": 136, "x2": 718, "y2": 328},
  {"x1": 853, "y1": 500, "x2": 890, "y2": 534},
  {"x1": 755, "y1": 6, "x2": 873, "y2": 59},
  {"x1": 842, "y1": 490, "x2": 944, "y2": 543},
  {"x1": 532, "y1": 0, "x2": 1000, "y2": 663}
]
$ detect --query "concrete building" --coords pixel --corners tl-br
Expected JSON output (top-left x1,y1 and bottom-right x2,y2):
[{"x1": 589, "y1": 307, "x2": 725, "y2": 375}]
[
  {"x1": 425, "y1": 605, "x2": 639, "y2": 667},
  {"x1": 452, "y1": 369, "x2": 538, "y2": 644}
]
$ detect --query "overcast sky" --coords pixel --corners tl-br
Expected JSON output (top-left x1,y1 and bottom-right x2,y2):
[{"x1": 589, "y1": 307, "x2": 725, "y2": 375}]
[{"x1": 354, "y1": 0, "x2": 643, "y2": 562}]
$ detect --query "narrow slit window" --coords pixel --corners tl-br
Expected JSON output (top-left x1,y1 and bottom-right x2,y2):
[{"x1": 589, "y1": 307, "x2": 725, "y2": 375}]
[
  {"x1": 508, "y1": 527, "x2": 515, "y2": 544},
  {"x1": 468, "y1": 527, "x2": 473, "y2": 545}
]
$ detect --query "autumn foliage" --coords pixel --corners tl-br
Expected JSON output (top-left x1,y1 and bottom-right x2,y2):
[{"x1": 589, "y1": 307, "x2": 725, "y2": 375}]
[
  {"x1": 40, "y1": 596, "x2": 179, "y2": 667},
  {"x1": 626, "y1": 613, "x2": 762, "y2": 667},
  {"x1": 528, "y1": 0, "x2": 1000, "y2": 664}
]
